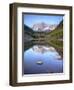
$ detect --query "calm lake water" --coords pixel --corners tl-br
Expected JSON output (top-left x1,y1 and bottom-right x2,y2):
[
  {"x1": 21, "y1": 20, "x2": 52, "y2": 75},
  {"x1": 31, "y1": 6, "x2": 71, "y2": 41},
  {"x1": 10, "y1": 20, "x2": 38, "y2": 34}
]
[{"x1": 23, "y1": 43, "x2": 63, "y2": 75}]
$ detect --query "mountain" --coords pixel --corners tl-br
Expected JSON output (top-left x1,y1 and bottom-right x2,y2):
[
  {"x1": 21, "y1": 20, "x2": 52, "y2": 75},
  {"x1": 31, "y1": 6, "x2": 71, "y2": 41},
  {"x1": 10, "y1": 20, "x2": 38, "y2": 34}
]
[
  {"x1": 32, "y1": 22, "x2": 57, "y2": 32},
  {"x1": 48, "y1": 20, "x2": 63, "y2": 38},
  {"x1": 55, "y1": 20, "x2": 63, "y2": 30},
  {"x1": 24, "y1": 24, "x2": 34, "y2": 33},
  {"x1": 24, "y1": 25, "x2": 34, "y2": 42}
]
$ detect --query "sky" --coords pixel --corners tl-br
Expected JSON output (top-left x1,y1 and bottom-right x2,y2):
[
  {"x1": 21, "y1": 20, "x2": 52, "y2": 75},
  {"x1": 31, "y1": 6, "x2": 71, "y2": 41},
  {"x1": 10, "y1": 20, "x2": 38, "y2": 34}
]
[{"x1": 24, "y1": 14, "x2": 63, "y2": 28}]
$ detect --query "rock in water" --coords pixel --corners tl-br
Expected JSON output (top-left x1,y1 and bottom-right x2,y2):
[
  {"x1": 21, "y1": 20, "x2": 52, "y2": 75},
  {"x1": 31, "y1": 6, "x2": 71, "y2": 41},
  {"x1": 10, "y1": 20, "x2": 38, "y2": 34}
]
[{"x1": 36, "y1": 60, "x2": 43, "y2": 65}]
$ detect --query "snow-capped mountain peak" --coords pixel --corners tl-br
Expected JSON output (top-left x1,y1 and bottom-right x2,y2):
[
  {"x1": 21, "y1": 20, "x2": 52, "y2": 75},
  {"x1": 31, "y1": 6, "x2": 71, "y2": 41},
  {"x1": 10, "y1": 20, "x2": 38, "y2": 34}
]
[{"x1": 32, "y1": 22, "x2": 57, "y2": 32}]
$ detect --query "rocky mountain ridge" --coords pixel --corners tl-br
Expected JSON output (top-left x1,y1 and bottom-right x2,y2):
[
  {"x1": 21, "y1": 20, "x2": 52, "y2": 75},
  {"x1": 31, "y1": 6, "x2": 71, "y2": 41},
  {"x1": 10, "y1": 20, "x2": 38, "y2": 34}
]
[{"x1": 32, "y1": 22, "x2": 57, "y2": 32}]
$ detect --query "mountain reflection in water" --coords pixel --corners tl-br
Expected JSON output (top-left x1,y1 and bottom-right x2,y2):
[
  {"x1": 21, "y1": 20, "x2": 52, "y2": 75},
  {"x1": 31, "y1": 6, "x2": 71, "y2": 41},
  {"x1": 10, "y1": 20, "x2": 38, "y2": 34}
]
[
  {"x1": 23, "y1": 43, "x2": 63, "y2": 75},
  {"x1": 32, "y1": 45, "x2": 57, "y2": 53}
]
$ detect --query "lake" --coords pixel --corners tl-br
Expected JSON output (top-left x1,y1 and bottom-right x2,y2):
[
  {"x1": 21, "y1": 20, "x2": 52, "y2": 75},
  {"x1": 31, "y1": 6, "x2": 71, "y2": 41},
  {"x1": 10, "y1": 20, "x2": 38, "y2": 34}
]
[{"x1": 23, "y1": 42, "x2": 63, "y2": 75}]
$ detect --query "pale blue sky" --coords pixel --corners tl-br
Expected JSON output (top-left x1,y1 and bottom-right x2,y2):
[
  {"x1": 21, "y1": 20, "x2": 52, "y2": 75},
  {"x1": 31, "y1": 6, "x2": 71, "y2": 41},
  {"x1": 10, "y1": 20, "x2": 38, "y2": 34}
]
[{"x1": 24, "y1": 14, "x2": 63, "y2": 28}]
